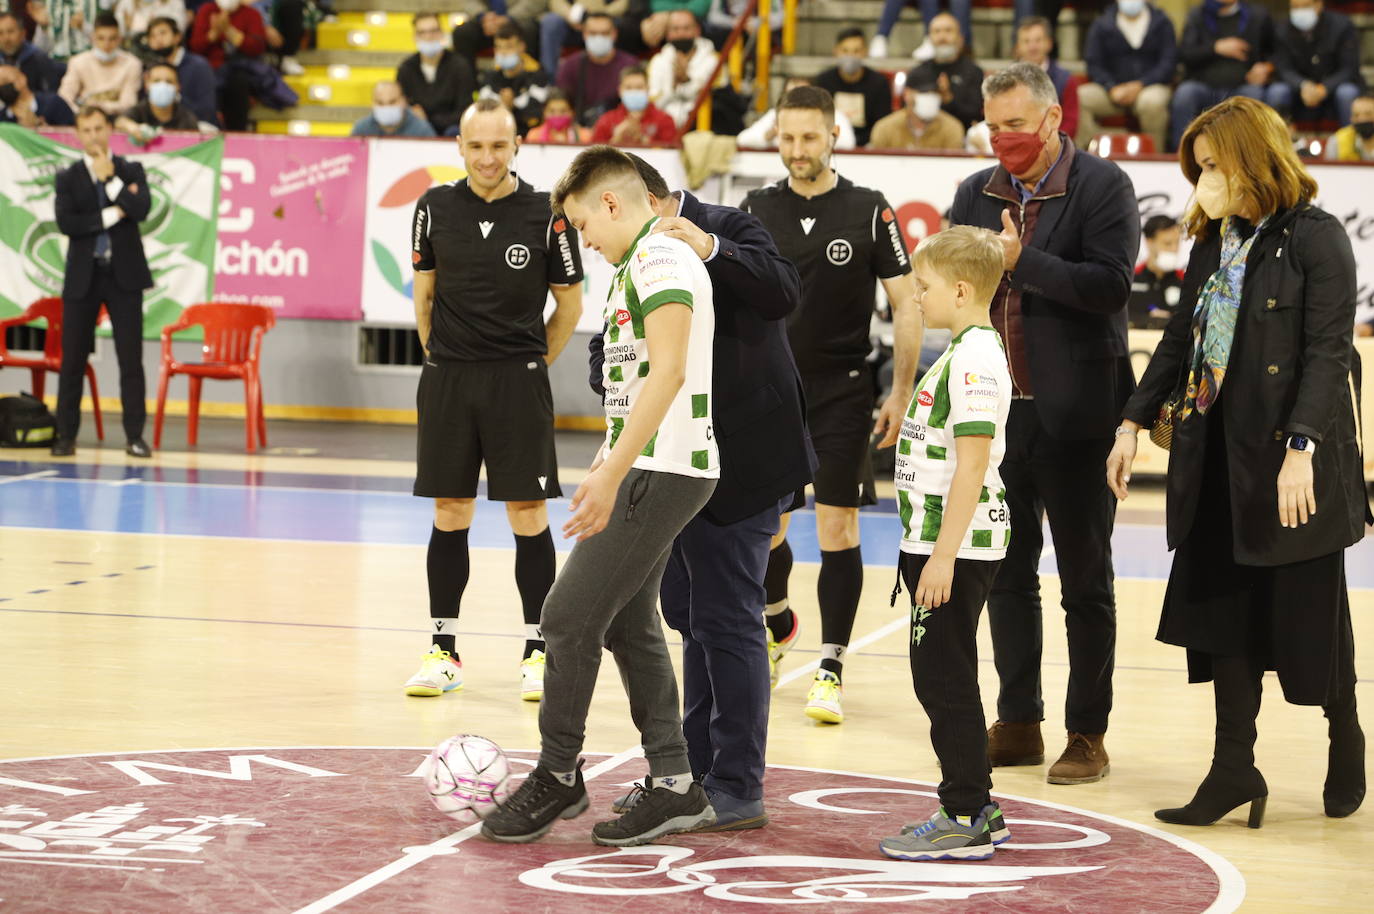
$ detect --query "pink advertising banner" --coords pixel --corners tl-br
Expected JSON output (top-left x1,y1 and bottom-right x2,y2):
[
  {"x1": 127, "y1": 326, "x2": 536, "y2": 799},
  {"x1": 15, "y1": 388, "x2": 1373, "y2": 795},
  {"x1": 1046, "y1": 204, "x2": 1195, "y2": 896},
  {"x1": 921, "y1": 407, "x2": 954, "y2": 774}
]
[
  {"x1": 216, "y1": 134, "x2": 367, "y2": 320},
  {"x1": 39, "y1": 131, "x2": 368, "y2": 320}
]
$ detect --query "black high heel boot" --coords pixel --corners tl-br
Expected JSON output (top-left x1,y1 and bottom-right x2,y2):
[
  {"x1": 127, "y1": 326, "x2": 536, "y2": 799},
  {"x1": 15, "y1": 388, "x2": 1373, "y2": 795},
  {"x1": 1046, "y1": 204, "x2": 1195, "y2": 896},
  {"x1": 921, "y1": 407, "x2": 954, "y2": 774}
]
[
  {"x1": 1156, "y1": 655, "x2": 1268, "y2": 828},
  {"x1": 1323, "y1": 691, "x2": 1365, "y2": 818}
]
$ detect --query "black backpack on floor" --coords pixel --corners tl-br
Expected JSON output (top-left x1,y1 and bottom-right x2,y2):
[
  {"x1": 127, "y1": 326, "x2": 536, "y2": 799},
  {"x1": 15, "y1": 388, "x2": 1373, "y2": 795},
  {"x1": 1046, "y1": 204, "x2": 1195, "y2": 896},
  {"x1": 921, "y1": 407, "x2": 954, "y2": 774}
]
[{"x1": 0, "y1": 393, "x2": 57, "y2": 447}]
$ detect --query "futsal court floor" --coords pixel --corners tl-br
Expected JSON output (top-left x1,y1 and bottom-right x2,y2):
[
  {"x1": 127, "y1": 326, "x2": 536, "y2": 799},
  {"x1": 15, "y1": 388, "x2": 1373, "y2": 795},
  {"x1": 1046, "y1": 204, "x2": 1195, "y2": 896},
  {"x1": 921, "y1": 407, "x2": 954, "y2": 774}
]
[{"x1": 1, "y1": 417, "x2": 1371, "y2": 913}]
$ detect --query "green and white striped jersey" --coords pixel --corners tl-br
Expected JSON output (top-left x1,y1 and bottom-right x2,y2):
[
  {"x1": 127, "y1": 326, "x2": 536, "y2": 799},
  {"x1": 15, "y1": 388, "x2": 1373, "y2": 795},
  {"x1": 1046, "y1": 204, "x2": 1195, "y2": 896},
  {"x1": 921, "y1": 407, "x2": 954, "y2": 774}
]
[
  {"x1": 896, "y1": 325, "x2": 1011, "y2": 560},
  {"x1": 600, "y1": 218, "x2": 719, "y2": 479}
]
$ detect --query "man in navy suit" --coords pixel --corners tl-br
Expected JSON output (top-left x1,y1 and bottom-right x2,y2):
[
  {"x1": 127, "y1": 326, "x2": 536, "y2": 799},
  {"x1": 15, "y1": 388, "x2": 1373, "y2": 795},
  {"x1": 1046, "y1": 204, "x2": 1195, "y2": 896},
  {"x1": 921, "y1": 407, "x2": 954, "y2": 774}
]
[
  {"x1": 591, "y1": 155, "x2": 815, "y2": 829},
  {"x1": 51, "y1": 105, "x2": 154, "y2": 457}
]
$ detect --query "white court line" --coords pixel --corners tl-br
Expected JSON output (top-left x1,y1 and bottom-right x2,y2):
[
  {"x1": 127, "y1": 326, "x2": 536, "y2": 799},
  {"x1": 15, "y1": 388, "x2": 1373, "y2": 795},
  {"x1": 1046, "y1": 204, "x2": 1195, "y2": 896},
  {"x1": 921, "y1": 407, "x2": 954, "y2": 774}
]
[
  {"x1": 0, "y1": 470, "x2": 58, "y2": 486},
  {"x1": 774, "y1": 612, "x2": 912, "y2": 689},
  {"x1": 289, "y1": 744, "x2": 646, "y2": 914}
]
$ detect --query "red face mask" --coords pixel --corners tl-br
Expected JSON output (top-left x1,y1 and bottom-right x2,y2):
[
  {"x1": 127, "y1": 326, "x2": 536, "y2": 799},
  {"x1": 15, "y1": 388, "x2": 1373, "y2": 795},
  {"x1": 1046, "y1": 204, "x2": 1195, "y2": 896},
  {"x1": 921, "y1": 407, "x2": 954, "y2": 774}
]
[{"x1": 991, "y1": 111, "x2": 1050, "y2": 176}]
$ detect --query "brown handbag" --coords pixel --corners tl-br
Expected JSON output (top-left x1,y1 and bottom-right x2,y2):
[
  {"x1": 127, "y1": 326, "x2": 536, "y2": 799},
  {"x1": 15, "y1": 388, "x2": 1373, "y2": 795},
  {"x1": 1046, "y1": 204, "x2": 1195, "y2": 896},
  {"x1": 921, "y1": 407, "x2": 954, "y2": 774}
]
[{"x1": 1149, "y1": 396, "x2": 1182, "y2": 450}]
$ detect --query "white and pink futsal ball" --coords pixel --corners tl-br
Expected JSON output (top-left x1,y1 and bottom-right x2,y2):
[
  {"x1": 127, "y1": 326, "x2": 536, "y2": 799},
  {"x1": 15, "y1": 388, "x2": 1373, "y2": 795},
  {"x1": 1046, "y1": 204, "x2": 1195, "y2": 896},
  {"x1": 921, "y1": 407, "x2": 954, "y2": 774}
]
[{"x1": 423, "y1": 735, "x2": 513, "y2": 822}]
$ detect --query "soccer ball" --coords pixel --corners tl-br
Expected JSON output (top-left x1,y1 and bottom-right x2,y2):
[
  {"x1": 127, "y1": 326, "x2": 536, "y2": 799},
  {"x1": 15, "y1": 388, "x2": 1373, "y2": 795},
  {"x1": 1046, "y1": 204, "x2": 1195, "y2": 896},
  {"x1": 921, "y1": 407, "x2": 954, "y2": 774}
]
[{"x1": 423, "y1": 734, "x2": 513, "y2": 823}]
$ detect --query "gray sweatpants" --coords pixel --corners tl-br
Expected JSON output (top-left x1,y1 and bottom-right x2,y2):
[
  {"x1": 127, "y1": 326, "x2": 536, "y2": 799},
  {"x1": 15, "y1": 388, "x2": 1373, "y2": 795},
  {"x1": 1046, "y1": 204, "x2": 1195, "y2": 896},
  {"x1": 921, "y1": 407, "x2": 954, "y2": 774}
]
[{"x1": 538, "y1": 467, "x2": 717, "y2": 777}]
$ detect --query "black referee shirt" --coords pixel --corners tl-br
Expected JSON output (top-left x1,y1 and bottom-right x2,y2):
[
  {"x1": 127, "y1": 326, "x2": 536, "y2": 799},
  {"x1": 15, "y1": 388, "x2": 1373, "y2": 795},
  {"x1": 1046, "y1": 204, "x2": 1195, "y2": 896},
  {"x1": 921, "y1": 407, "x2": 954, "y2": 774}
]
[
  {"x1": 743, "y1": 174, "x2": 910, "y2": 373},
  {"x1": 412, "y1": 176, "x2": 582, "y2": 362}
]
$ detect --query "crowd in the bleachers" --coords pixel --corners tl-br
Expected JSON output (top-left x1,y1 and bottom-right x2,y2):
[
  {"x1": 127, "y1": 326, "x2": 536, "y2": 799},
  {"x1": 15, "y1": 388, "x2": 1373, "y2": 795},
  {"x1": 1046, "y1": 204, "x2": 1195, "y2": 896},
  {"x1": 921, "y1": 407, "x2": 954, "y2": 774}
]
[{"x1": 1, "y1": 0, "x2": 1371, "y2": 160}]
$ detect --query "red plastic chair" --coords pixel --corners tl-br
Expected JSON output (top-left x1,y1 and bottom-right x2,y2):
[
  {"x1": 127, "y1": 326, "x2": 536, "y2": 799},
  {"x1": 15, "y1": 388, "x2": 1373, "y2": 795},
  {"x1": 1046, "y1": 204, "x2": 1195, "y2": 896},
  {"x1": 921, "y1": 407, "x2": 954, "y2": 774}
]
[
  {"x1": 154, "y1": 303, "x2": 275, "y2": 453},
  {"x1": 1089, "y1": 132, "x2": 1156, "y2": 158},
  {"x1": 0, "y1": 297, "x2": 105, "y2": 440}
]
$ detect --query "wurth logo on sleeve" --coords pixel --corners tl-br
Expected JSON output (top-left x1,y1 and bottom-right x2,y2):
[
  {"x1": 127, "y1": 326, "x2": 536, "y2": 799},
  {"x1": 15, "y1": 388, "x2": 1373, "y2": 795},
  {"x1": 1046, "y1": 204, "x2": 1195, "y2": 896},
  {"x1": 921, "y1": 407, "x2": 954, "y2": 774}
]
[{"x1": 884, "y1": 208, "x2": 908, "y2": 266}]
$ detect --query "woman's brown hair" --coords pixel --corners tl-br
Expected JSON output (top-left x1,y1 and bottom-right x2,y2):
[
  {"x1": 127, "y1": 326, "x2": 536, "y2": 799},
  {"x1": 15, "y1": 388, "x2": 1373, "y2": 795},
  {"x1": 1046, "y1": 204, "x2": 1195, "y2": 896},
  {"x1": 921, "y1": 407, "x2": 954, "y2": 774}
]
[{"x1": 1177, "y1": 96, "x2": 1318, "y2": 240}]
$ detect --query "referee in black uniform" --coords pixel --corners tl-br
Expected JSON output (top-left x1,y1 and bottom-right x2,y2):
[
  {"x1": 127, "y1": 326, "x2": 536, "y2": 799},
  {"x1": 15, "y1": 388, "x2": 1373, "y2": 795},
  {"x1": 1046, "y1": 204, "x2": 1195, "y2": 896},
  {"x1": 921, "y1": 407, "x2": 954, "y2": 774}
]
[
  {"x1": 405, "y1": 98, "x2": 583, "y2": 701},
  {"x1": 742, "y1": 85, "x2": 919, "y2": 724}
]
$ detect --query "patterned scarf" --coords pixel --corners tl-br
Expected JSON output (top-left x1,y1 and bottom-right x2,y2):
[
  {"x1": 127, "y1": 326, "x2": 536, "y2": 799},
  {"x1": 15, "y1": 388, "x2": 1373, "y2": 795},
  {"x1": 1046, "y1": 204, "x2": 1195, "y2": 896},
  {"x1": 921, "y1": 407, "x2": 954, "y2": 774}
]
[{"x1": 1181, "y1": 215, "x2": 1266, "y2": 419}]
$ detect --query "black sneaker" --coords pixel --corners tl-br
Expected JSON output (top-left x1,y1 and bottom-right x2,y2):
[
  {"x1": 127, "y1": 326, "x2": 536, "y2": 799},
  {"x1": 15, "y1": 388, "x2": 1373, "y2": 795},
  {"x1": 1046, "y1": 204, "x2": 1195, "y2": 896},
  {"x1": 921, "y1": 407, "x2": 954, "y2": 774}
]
[
  {"x1": 592, "y1": 781, "x2": 716, "y2": 847},
  {"x1": 480, "y1": 762, "x2": 588, "y2": 843}
]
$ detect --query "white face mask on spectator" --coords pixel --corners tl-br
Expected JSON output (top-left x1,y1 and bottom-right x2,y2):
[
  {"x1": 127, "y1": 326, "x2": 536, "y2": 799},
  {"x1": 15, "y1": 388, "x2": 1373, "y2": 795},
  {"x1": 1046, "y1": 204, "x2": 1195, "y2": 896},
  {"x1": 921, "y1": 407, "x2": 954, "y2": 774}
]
[
  {"x1": 1118, "y1": 0, "x2": 1146, "y2": 17},
  {"x1": 373, "y1": 104, "x2": 404, "y2": 128},
  {"x1": 1289, "y1": 7, "x2": 1318, "y2": 30},
  {"x1": 584, "y1": 34, "x2": 614, "y2": 58},
  {"x1": 912, "y1": 92, "x2": 941, "y2": 121},
  {"x1": 220, "y1": 0, "x2": 241, "y2": 11},
  {"x1": 148, "y1": 80, "x2": 177, "y2": 107},
  {"x1": 416, "y1": 39, "x2": 445, "y2": 57},
  {"x1": 1155, "y1": 250, "x2": 1180, "y2": 272},
  {"x1": 932, "y1": 42, "x2": 958, "y2": 63}
]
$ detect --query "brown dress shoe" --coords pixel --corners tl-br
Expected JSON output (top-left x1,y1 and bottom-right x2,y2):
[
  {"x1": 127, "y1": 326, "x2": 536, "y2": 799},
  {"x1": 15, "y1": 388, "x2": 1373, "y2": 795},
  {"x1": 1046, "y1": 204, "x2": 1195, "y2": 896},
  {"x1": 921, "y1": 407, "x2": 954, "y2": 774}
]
[
  {"x1": 987, "y1": 720, "x2": 1044, "y2": 766},
  {"x1": 1047, "y1": 732, "x2": 1110, "y2": 784}
]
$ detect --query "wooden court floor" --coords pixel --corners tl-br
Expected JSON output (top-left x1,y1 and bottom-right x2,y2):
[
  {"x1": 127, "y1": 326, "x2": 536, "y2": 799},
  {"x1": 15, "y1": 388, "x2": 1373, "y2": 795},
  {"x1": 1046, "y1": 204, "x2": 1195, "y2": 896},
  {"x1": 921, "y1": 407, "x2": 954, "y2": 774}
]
[{"x1": 1, "y1": 442, "x2": 1372, "y2": 912}]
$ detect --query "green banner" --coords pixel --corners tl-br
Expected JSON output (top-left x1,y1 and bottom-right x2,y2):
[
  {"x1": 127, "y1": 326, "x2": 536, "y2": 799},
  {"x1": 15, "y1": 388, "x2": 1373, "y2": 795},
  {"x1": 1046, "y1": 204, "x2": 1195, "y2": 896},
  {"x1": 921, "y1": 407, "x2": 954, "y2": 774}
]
[{"x1": 0, "y1": 124, "x2": 222, "y2": 338}]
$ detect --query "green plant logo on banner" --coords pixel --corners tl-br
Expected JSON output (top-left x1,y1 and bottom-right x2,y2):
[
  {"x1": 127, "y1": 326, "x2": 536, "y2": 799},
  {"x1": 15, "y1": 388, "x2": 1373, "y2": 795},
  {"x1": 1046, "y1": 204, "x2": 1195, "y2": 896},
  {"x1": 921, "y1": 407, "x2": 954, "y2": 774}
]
[{"x1": 0, "y1": 124, "x2": 222, "y2": 338}]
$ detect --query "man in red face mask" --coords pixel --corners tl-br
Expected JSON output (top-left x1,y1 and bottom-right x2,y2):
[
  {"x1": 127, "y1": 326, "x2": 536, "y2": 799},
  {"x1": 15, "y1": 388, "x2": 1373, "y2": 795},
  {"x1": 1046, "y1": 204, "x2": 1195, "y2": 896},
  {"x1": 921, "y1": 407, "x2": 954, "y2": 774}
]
[{"x1": 948, "y1": 62, "x2": 1140, "y2": 788}]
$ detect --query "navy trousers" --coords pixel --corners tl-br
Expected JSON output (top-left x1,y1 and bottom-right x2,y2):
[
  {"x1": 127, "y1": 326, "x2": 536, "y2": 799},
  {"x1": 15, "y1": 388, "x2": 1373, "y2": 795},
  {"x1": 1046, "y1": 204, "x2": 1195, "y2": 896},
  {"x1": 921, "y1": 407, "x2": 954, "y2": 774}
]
[{"x1": 659, "y1": 497, "x2": 785, "y2": 802}]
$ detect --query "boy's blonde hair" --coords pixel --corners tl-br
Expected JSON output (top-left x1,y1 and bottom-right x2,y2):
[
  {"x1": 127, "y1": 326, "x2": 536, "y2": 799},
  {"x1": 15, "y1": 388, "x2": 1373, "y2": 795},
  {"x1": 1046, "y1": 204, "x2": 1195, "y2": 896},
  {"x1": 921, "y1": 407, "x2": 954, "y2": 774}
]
[{"x1": 912, "y1": 225, "x2": 1005, "y2": 304}]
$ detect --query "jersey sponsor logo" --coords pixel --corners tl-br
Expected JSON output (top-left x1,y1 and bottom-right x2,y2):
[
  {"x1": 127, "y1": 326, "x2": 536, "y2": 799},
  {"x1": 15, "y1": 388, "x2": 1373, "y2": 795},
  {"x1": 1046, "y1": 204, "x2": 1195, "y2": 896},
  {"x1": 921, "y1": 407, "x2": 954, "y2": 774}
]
[
  {"x1": 884, "y1": 211, "x2": 908, "y2": 266},
  {"x1": 553, "y1": 218, "x2": 567, "y2": 233},
  {"x1": 538, "y1": 475, "x2": 548, "y2": 489},
  {"x1": 964, "y1": 372, "x2": 997, "y2": 386},
  {"x1": 901, "y1": 416, "x2": 925, "y2": 440},
  {"x1": 615, "y1": 309, "x2": 632, "y2": 326},
  {"x1": 917, "y1": 390, "x2": 934, "y2": 407},
  {"x1": 800, "y1": 217, "x2": 817, "y2": 235},
  {"x1": 505, "y1": 243, "x2": 531, "y2": 269},
  {"x1": 882, "y1": 207, "x2": 895, "y2": 223},
  {"x1": 479, "y1": 220, "x2": 495, "y2": 238},
  {"x1": 412, "y1": 205, "x2": 427, "y2": 256},
  {"x1": 825, "y1": 238, "x2": 852, "y2": 266},
  {"x1": 556, "y1": 223, "x2": 575, "y2": 276}
]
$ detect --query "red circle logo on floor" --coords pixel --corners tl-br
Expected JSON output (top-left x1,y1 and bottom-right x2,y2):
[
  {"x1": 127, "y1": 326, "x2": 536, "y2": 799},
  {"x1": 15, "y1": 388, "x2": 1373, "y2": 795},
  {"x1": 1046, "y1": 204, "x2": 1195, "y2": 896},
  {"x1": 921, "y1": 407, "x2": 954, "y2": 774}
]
[{"x1": 0, "y1": 747, "x2": 1242, "y2": 912}]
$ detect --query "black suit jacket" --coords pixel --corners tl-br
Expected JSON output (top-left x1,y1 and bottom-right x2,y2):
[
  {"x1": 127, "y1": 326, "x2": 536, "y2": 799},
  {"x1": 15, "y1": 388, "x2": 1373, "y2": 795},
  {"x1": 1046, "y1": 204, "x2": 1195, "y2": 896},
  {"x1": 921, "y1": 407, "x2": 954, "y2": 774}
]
[
  {"x1": 590, "y1": 191, "x2": 817, "y2": 525},
  {"x1": 1122, "y1": 206, "x2": 1370, "y2": 566},
  {"x1": 950, "y1": 144, "x2": 1139, "y2": 440},
  {"x1": 55, "y1": 156, "x2": 153, "y2": 301}
]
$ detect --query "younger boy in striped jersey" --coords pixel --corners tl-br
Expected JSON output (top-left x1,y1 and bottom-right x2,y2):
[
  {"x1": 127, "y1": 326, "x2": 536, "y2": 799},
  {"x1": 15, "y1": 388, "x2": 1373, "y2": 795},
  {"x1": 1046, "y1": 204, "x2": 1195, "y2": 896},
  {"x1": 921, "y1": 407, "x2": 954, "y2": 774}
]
[{"x1": 881, "y1": 225, "x2": 1013, "y2": 862}]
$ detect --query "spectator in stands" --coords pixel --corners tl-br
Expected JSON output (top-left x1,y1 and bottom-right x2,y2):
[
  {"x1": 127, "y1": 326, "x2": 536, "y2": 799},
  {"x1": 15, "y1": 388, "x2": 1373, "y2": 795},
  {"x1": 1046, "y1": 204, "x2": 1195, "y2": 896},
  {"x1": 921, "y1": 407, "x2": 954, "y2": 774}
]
[
  {"x1": 190, "y1": 0, "x2": 267, "y2": 131},
  {"x1": 1013, "y1": 16, "x2": 1077, "y2": 140},
  {"x1": 539, "y1": 0, "x2": 626, "y2": 77},
  {"x1": 1267, "y1": 0, "x2": 1360, "y2": 127},
  {"x1": 526, "y1": 86, "x2": 590, "y2": 141},
  {"x1": 737, "y1": 74, "x2": 857, "y2": 148},
  {"x1": 451, "y1": 0, "x2": 541, "y2": 65},
  {"x1": 1, "y1": 9, "x2": 59, "y2": 93},
  {"x1": 590, "y1": 62, "x2": 677, "y2": 144},
  {"x1": 639, "y1": 0, "x2": 709, "y2": 51},
  {"x1": 144, "y1": 15, "x2": 215, "y2": 123},
  {"x1": 869, "y1": 67, "x2": 963, "y2": 149},
  {"x1": 646, "y1": 8, "x2": 716, "y2": 129},
  {"x1": 112, "y1": 0, "x2": 186, "y2": 44},
  {"x1": 478, "y1": 21, "x2": 550, "y2": 135},
  {"x1": 351, "y1": 78, "x2": 437, "y2": 136},
  {"x1": 1078, "y1": 0, "x2": 1176, "y2": 154},
  {"x1": 270, "y1": 0, "x2": 309, "y2": 76},
  {"x1": 58, "y1": 12, "x2": 140, "y2": 116},
  {"x1": 0, "y1": 62, "x2": 73, "y2": 125},
  {"x1": 1170, "y1": 0, "x2": 1274, "y2": 150},
  {"x1": 554, "y1": 12, "x2": 635, "y2": 126},
  {"x1": 115, "y1": 61, "x2": 201, "y2": 137},
  {"x1": 704, "y1": 0, "x2": 782, "y2": 50},
  {"x1": 1128, "y1": 214, "x2": 1185, "y2": 329},
  {"x1": 869, "y1": 0, "x2": 970, "y2": 60},
  {"x1": 398, "y1": 11, "x2": 476, "y2": 136},
  {"x1": 17, "y1": 0, "x2": 57, "y2": 55},
  {"x1": 1324, "y1": 91, "x2": 1374, "y2": 162},
  {"x1": 814, "y1": 26, "x2": 890, "y2": 146},
  {"x1": 47, "y1": 0, "x2": 99, "y2": 60},
  {"x1": 905, "y1": 11, "x2": 982, "y2": 129}
]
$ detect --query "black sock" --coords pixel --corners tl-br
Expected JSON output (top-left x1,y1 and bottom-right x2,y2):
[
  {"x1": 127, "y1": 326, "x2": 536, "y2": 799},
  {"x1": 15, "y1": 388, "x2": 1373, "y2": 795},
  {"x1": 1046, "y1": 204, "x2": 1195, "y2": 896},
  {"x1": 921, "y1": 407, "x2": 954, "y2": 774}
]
[
  {"x1": 427, "y1": 526, "x2": 470, "y2": 658},
  {"x1": 818, "y1": 545, "x2": 863, "y2": 680},
  {"x1": 514, "y1": 527, "x2": 555, "y2": 659},
  {"x1": 764, "y1": 540, "x2": 794, "y2": 640}
]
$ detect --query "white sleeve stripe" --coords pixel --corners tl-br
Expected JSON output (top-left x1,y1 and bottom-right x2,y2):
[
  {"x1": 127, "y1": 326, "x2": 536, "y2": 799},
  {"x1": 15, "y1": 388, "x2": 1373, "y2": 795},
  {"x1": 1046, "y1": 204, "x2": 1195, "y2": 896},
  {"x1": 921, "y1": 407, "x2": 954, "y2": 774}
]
[
  {"x1": 871, "y1": 205, "x2": 878, "y2": 242},
  {"x1": 425, "y1": 205, "x2": 432, "y2": 239}
]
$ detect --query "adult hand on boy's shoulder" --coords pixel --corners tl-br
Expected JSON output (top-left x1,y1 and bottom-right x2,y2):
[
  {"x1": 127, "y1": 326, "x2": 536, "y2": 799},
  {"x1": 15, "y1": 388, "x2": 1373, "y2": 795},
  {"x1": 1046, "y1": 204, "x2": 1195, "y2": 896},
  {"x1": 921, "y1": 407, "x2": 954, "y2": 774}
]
[
  {"x1": 563, "y1": 465, "x2": 621, "y2": 541},
  {"x1": 651, "y1": 217, "x2": 714, "y2": 261},
  {"x1": 915, "y1": 555, "x2": 955, "y2": 609}
]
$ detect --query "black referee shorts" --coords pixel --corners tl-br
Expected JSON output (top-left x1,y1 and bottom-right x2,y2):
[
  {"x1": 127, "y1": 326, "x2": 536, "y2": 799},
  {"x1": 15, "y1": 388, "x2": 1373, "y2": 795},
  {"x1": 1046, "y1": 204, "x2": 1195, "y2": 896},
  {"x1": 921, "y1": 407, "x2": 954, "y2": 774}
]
[
  {"x1": 801, "y1": 366, "x2": 877, "y2": 509},
  {"x1": 414, "y1": 357, "x2": 561, "y2": 501}
]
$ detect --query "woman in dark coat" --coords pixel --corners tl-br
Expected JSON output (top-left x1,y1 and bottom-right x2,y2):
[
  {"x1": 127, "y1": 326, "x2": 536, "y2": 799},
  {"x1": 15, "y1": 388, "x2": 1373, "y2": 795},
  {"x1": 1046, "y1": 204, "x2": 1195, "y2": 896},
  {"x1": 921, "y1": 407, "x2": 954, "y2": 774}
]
[{"x1": 1106, "y1": 96, "x2": 1367, "y2": 828}]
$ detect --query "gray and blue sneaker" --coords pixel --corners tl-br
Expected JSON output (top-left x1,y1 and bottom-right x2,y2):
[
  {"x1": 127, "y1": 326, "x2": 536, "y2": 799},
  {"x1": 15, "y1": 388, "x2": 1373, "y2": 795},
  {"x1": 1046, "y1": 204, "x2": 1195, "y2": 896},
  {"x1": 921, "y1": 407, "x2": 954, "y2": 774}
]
[
  {"x1": 900, "y1": 801, "x2": 1010, "y2": 844},
  {"x1": 692, "y1": 786, "x2": 768, "y2": 832},
  {"x1": 880, "y1": 807, "x2": 995, "y2": 861}
]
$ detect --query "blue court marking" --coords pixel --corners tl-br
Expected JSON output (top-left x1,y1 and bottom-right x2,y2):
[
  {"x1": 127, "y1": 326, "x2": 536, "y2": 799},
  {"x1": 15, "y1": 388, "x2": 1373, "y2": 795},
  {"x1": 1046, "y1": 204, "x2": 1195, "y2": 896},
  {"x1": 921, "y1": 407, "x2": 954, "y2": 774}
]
[
  {"x1": 3, "y1": 471, "x2": 1374, "y2": 586},
  {"x1": 0, "y1": 459, "x2": 418, "y2": 494}
]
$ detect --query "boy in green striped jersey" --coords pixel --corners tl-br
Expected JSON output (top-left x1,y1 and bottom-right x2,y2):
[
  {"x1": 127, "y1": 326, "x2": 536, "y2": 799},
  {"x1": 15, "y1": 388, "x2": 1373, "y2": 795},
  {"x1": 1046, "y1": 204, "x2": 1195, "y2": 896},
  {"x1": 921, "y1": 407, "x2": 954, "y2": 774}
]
[{"x1": 880, "y1": 225, "x2": 1014, "y2": 862}]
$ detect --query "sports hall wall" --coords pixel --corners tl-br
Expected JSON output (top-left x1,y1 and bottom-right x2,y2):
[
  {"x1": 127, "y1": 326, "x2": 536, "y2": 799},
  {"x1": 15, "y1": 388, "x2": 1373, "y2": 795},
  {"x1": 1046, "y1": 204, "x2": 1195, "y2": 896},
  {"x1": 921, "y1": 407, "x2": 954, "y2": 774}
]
[{"x1": 2, "y1": 132, "x2": 1372, "y2": 443}]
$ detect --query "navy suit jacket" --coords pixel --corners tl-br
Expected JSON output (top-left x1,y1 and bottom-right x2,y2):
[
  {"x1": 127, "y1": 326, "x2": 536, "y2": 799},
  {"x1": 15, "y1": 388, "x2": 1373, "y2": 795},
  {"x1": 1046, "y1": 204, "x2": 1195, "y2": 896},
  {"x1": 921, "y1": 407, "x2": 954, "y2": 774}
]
[
  {"x1": 590, "y1": 191, "x2": 817, "y2": 525},
  {"x1": 55, "y1": 156, "x2": 154, "y2": 301}
]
